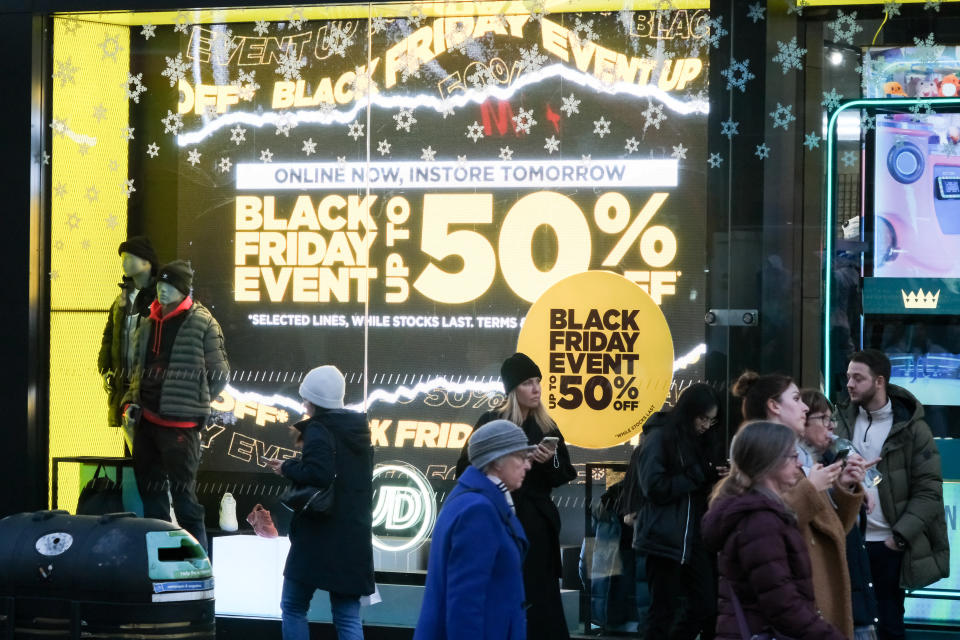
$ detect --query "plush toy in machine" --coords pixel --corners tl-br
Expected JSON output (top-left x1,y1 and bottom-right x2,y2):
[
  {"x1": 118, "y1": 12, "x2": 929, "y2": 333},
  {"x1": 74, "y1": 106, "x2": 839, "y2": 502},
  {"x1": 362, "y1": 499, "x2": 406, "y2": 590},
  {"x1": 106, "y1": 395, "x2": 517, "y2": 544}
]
[
  {"x1": 941, "y1": 74, "x2": 960, "y2": 97},
  {"x1": 915, "y1": 77, "x2": 940, "y2": 97},
  {"x1": 884, "y1": 81, "x2": 907, "y2": 97}
]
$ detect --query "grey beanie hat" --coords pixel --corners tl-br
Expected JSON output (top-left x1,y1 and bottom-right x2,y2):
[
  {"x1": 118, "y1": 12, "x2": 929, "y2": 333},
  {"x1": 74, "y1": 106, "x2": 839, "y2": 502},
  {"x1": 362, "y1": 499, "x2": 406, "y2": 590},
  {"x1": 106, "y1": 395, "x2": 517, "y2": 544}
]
[
  {"x1": 468, "y1": 419, "x2": 537, "y2": 470},
  {"x1": 299, "y1": 365, "x2": 345, "y2": 410}
]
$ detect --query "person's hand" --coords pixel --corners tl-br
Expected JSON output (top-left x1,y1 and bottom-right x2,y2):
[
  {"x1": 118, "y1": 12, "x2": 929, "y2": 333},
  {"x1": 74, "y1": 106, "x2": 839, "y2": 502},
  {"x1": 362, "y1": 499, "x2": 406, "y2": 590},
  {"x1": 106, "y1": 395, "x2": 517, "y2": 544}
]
[
  {"x1": 102, "y1": 372, "x2": 114, "y2": 393},
  {"x1": 865, "y1": 490, "x2": 876, "y2": 514},
  {"x1": 530, "y1": 444, "x2": 553, "y2": 464},
  {"x1": 264, "y1": 458, "x2": 285, "y2": 475},
  {"x1": 808, "y1": 461, "x2": 842, "y2": 492},
  {"x1": 838, "y1": 458, "x2": 865, "y2": 488},
  {"x1": 884, "y1": 535, "x2": 902, "y2": 552},
  {"x1": 623, "y1": 513, "x2": 637, "y2": 526}
]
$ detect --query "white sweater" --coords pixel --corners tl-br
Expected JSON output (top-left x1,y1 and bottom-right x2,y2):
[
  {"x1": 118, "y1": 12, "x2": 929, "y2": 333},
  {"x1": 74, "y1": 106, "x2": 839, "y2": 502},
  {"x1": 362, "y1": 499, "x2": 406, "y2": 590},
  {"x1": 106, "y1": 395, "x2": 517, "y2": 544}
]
[{"x1": 852, "y1": 399, "x2": 893, "y2": 541}]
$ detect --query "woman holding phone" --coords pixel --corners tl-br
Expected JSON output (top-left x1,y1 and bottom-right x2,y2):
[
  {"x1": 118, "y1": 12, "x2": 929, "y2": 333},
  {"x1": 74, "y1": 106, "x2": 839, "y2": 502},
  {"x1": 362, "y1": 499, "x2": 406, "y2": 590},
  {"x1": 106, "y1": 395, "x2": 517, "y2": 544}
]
[{"x1": 456, "y1": 352, "x2": 577, "y2": 640}]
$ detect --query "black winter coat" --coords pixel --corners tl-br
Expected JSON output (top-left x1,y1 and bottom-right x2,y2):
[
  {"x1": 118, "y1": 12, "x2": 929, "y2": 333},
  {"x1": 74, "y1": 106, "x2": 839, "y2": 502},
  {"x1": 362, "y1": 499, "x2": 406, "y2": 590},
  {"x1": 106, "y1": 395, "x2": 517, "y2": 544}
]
[
  {"x1": 456, "y1": 410, "x2": 578, "y2": 640},
  {"x1": 630, "y1": 412, "x2": 712, "y2": 564},
  {"x1": 281, "y1": 410, "x2": 375, "y2": 596}
]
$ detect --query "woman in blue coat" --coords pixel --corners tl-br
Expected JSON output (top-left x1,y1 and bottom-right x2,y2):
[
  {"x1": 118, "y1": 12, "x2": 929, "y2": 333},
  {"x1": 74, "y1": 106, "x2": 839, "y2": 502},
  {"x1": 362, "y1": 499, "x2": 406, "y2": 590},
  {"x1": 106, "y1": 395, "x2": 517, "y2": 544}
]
[{"x1": 415, "y1": 420, "x2": 535, "y2": 640}]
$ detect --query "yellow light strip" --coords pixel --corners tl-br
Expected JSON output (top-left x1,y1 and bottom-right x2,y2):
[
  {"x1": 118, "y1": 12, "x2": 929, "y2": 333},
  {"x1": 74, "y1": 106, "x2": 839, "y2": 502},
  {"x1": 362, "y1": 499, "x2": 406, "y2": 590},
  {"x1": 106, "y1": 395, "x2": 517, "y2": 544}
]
[
  {"x1": 54, "y1": 1, "x2": 709, "y2": 27},
  {"x1": 804, "y1": 0, "x2": 960, "y2": 6}
]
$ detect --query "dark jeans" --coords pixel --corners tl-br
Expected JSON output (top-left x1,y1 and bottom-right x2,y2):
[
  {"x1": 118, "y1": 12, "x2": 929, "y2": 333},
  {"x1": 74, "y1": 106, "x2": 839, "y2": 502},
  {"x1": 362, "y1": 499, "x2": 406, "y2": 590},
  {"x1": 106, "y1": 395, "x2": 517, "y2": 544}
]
[
  {"x1": 867, "y1": 542, "x2": 905, "y2": 640},
  {"x1": 644, "y1": 545, "x2": 716, "y2": 640},
  {"x1": 133, "y1": 419, "x2": 207, "y2": 551}
]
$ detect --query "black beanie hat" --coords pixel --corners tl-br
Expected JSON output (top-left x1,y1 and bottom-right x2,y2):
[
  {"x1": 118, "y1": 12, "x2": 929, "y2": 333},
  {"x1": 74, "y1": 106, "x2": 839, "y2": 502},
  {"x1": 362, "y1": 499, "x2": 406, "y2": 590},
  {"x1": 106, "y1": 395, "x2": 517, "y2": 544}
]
[
  {"x1": 500, "y1": 352, "x2": 542, "y2": 395},
  {"x1": 157, "y1": 260, "x2": 194, "y2": 296},
  {"x1": 118, "y1": 235, "x2": 158, "y2": 274}
]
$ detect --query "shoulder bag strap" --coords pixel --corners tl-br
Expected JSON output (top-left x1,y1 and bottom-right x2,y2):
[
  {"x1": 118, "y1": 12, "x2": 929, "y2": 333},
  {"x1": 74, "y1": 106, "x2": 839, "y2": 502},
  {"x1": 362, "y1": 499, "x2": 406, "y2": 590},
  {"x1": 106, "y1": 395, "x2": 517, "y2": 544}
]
[{"x1": 723, "y1": 577, "x2": 755, "y2": 640}]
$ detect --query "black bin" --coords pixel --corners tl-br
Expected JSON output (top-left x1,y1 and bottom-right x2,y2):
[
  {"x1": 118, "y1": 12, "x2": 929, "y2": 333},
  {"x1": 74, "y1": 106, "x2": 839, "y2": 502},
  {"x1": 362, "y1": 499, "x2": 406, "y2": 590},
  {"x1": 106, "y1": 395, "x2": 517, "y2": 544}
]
[{"x1": 0, "y1": 511, "x2": 214, "y2": 639}]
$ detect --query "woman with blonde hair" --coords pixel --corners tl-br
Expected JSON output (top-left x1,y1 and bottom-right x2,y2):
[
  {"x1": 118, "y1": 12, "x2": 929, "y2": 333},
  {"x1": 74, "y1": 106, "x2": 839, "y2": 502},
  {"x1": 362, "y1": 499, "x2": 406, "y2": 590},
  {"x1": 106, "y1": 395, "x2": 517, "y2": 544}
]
[
  {"x1": 702, "y1": 421, "x2": 846, "y2": 639},
  {"x1": 456, "y1": 352, "x2": 577, "y2": 640}
]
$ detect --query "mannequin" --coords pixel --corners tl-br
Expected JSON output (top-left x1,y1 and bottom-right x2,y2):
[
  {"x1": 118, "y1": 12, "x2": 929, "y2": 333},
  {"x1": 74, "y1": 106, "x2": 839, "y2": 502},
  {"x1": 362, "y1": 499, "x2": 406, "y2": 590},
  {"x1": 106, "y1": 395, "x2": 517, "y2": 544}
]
[
  {"x1": 99, "y1": 236, "x2": 157, "y2": 452},
  {"x1": 123, "y1": 260, "x2": 230, "y2": 551}
]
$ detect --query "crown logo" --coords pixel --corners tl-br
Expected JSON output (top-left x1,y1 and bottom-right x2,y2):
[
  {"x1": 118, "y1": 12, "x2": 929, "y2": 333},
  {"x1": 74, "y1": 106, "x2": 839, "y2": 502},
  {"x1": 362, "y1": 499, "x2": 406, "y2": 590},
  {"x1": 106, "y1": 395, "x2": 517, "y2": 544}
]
[{"x1": 901, "y1": 289, "x2": 940, "y2": 309}]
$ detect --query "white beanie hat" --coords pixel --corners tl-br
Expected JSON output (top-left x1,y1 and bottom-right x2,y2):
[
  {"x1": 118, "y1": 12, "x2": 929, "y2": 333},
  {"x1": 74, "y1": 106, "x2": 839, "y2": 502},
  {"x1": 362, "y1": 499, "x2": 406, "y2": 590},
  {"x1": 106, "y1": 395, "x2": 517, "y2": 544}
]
[{"x1": 299, "y1": 365, "x2": 345, "y2": 410}]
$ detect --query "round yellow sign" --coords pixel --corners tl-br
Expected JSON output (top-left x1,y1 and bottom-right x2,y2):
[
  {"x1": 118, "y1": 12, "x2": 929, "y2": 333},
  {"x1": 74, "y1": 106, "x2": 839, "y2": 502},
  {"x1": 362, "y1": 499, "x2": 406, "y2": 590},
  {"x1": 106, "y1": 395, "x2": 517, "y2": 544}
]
[{"x1": 517, "y1": 271, "x2": 674, "y2": 448}]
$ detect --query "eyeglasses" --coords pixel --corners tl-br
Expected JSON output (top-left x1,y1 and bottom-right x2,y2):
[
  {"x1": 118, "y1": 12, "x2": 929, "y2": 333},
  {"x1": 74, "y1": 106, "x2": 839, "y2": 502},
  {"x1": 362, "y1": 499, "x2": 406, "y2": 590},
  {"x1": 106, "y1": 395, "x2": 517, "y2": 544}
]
[{"x1": 805, "y1": 414, "x2": 835, "y2": 426}]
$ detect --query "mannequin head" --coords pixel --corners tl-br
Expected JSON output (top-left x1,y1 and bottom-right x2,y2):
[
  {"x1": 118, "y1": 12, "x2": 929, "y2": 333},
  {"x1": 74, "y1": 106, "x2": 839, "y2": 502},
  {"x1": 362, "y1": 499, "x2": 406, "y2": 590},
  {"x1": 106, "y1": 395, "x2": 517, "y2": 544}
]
[
  {"x1": 156, "y1": 281, "x2": 186, "y2": 307},
  {"x1": 121, "y1": 252, "x2": 152, "y2": 279}
]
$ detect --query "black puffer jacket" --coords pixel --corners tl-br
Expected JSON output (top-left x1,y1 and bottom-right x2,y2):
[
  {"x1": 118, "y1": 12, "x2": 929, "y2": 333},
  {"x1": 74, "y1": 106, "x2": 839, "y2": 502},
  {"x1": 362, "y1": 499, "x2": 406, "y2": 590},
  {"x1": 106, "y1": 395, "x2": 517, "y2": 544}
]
[
  {"x1": 631, "y1": 412, "x2": 712, "y2": 564},
  {"x1": 281, "y1": 409, "x2": 375, "y2": 596}
]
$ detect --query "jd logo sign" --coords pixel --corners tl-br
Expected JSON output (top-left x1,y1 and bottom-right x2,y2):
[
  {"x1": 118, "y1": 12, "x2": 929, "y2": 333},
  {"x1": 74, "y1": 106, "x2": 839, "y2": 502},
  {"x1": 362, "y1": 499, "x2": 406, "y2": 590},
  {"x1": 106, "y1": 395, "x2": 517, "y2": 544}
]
[{"x1": 371, "y1": 462, "x2": 436, "y2": 552}]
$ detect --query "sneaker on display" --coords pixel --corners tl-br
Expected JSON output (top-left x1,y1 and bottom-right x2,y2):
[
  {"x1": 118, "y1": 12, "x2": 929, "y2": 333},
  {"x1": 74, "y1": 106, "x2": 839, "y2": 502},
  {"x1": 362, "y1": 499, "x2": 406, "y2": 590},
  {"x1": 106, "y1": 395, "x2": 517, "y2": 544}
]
[{"x1": 219, "y1": 492, "x2": 238, "y2": 532}]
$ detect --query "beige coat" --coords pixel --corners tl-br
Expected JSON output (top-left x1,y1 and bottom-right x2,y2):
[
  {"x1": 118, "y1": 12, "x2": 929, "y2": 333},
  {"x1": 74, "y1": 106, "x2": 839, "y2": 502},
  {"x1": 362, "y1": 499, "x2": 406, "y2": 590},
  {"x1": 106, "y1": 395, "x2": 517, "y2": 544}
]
[{"x1": 783, "y1": 478, "x2": 864, "y2": 639}]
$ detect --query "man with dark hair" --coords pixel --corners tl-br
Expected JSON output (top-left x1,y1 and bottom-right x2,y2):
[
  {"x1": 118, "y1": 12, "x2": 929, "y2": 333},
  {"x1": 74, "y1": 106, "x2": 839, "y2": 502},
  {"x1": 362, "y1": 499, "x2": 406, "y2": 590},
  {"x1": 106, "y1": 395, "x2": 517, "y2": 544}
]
[
  {"x1": 123, "y1": 260, "x2": 229, "y2": 551},
  {"x1": 99, "y1": 235, "x2": 158, "y2": 451},
  {"x1": 834, "y1": 348, "x2": 949, "y2": 640}
]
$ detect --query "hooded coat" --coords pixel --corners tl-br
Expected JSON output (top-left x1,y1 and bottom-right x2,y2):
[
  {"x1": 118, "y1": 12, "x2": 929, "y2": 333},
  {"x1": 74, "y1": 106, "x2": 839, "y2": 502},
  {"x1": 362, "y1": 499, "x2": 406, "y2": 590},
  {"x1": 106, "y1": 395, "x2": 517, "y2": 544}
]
[
  {"x1": 702, "y1": 491, "x2": 846, "y2": 640},
  {"x1": 414, "y1": 465, "x2": 529, "y2": 640},
  {"x1": 834, "y1": 384, "x2": 950, "y2": 589},
  {"x1": 281, "y1": 410, "x2": 375, "y2": 596}
]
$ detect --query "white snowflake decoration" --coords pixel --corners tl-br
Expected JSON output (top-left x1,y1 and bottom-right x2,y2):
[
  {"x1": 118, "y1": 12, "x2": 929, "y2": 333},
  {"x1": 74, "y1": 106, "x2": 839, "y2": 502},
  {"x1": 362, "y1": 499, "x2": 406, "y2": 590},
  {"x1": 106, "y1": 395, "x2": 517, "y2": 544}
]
[
  {"x1": 218, "y1": 157, "x2": 232, "y2": 173},
  {"x1": 123, "y1": 178, "x2": 136, "y2": 198},
  {"x1": 721, "y1": 118, "x2": 740, "y2": 139},
  {"x1": 571, "y1": 18, "x2": 598, "y2": 46},
  {"x1": 394, "y1": 108, "x2": 417, "y2": 133},
  {"x1": 773, "y1": 37, "x2": 807, "y2": 74},
  {"x1": 229, "y1": 125, "x2": 247, "y2": 145},
  {"x1": 302, "y1": 138, "x2": 317, "y2": 156},
  {"x1": 161, "y1": 110, "x2": 184, "y2": 135},
  {"x1": 841, "y1": 150, "x2": 858, "y2": 167},
  {"x1": 708, "y1": 153, "x2": 723, "y2": 169},
  {"x1": 642, "y1": 103, "x2": 666, "y2": 131},
  {"x1": 125, "y1": 73, "x2": 146, "y2": 103},
  {"x1": 544, "y1": 136, "x2": 560, "y2": 154},
  {"x1": 323, "y1": 22, "x2": 354, "y2": 58},
  {"x1": 746, "y1": 3, "x2": 765, "y2": 23},
  {"x1": 276, "y1": 53, "x2": 307, "y2": 81},
  {"x1": 141, "y1": 24, "x2": 156, "y2": 40},
  {"x1": 92, "y1": 104, "x2": 107, "y2": 121},
  {"x1": 396, "y1": 52, "x2": 421, "y2": 84},
  {"x1": 67, "y1": 213, "x2": 81, "y2": 230},
  {"x1": 624, "y1": 137, "x2": 639, "y2": 154},
  {"x1": 925, "y1": 0, "x2": 942, "y2": 11},
  {"x1": 275, "y1": 113, "x2": 297, "y2": 137},
  {"x1": 347, "y1": 121, "x2": 365, "y2": 140},
  {"x1": 786, "y1": 0, "x2": 804, "y2": 16},
  {"x1": 593, "y1": 116, "x2": 612, "y2": 138},
  {"x1": 49, "y1": 118, "x2": 67, "y2": 137},
  {"x1": 672, "y1": 144, "x2": 688, "y2": 160},
  {"x1": 499, "y1": 146, "x2": 514, "y2": 161},
  {"x1": 98, "y1": 34, "x2": 123, "y2": 61},
  {"x1": 406, "y1": 4, "x2": 426, "y2": 28},
  {"x1": 173, "y1": 12, "x2": 191, "y2": 35},
  {"x1": 861, "y1": 112, "x2": 876, "y2": 131},
  {"x1": 913, "y1": 34, "x2": 943, "y2": 66},
  {"x1": 260, "y1": 149, "x2": 274, "y2": 163},
  {"x1": 162, "y1": 53, "x2": 189, "y2": 87},
  {"x1": 187, "y1": 149, "x2": 202, "y2": 166},
  {"x1": 287, "y1": 8, "x2": 306, "y2": 31},
  {"x1": 519, "y1": 45, "x2": 548, "y2": 75},
  {"x1": 561, "y1": 94, "x2": 581, "y2": 117},
  {"x1": 822, "y1": 88, "x2": 844, "y2": 111},
  {"x1": 883, "y1": 2, "x2": 902, "y2": 18},
  {"x1": 371, "y1": 17, "x2": 389, "y2": 34},
  {"x1": 467, "y1": 65, "x2": 497, "y2": 90},
  {"x1": 721, "y1": 58, "x2": 755, "y2": 93},
  {"x1": 254, "y1": 21, "x2": 270, "y2": 36},
  {"x1": 804, "y1": 132, "x2": 822, "y2": 150},
  {"x1": 53, "y1": 182, "x2": 67, "y2": 198},
  {"x1": 828, "y1": 11, "x2": 863, "y2": 46},
  {"x1": 512, "y1": 107, "x2": 536, "y2": 134},
  {"x1": 466, "y1": 121, "x2": 484, "y2": 142},
  {"x1": 350, "y1": 66, "x2": 377, "y2": 99},
  {"x1": 377, "y1": 140, "x2": 391, "y2": 156},
  {"x1": 421, "y1": 146, "x2": 437, "y2": 162},
  {"x1": 146, "y1": 142, "x2": 159, "y2": 158},
  {"x1": 769, "y1": 103, "x2": 796, "y2": 130},
  {"x1": 53, "y1": 57, "x2": 78, "y2": 87},
  {"x1": 696, "y1": 16, "x2": 727, "y2": 50},
  {"x1": 755, "y1": 143, "x2": 770, "y2": 160},
  {"x1": 85, "y1": 185, "x2": 99, "y2": 202}
]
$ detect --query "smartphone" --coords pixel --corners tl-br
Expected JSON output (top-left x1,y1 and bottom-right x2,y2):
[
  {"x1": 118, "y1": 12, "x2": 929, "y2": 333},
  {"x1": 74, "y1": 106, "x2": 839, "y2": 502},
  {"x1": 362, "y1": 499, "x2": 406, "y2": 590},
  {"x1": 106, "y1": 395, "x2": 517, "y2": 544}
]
[
  {"x1": 540, "y1": 436, "x2": 559, "y2": 450},
  {"x1": 835, "y1": 448, "x2": 851, "y2": 464}
]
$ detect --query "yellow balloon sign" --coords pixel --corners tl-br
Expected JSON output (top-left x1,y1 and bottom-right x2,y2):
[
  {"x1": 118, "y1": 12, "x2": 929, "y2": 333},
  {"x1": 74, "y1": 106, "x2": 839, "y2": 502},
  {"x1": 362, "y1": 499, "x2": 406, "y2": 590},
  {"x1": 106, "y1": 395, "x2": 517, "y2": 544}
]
[{"x1": 517, "y1": 271, "x2": 674, "y2": 448}]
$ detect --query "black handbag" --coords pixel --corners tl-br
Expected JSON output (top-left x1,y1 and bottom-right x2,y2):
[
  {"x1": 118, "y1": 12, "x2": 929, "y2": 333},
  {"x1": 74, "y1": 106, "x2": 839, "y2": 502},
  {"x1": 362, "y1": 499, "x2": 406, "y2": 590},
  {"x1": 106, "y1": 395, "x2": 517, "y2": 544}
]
[
  {"x1": 280, "y1": 482, "x2": 335, "y2": 515},
  {"x1": 76, "y1": 464, "x2": 126, "y2": 515}
]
